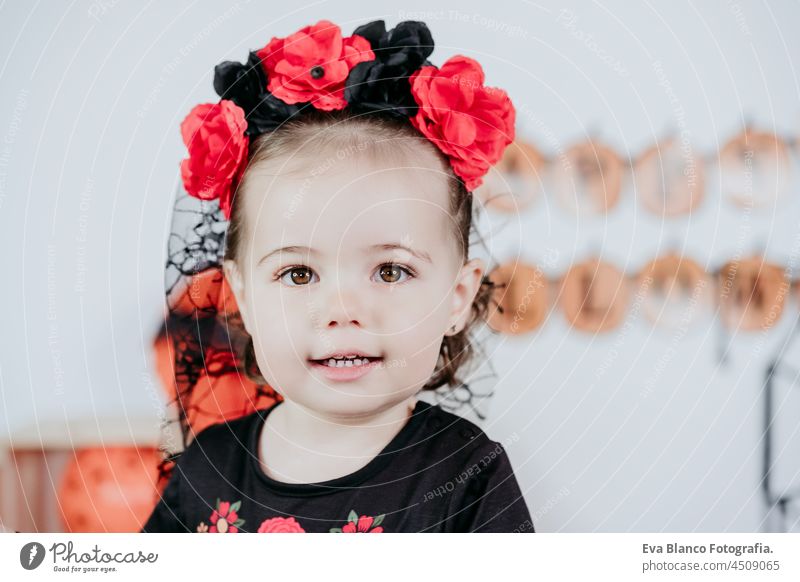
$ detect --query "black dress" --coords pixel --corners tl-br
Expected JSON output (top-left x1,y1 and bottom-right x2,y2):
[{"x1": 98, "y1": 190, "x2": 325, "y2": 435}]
[{"x1": 141, "y1": 398, "x2": 534, "y2": 533}]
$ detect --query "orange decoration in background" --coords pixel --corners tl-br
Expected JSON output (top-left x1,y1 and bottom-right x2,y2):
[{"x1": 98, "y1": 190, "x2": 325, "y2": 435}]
[
  {"x1": 637, "y1": 254, "x2": 713, "y2": 329},
  {"x1": 157, "y1": 265, "x2": 279, "y2": 436},
  {"x1": 153, "y1": 332, "x2": 279, "y2": 436},
  {"x1": 552, "y1": 141, "x2": 624, "y2": 215},
  {"x1": 718, "y1": 257, "x2": 789, "y2": 331},
  {"x1": 719, "y1": 129, "x2": 791, "y2": 209},
  {"x1": 560, "y1": 259, "x2": 630, "y2": 333},
  {"x1": 486, "y1": 262, "x2": 549, "y2": 335},
  {"x1": 634, "y1": 138, "x2": 706, "y2": 216},
  {"x1": 167, "y1": 267, "x2": 239, "y2": 318},
  {"x1": 474, "y1": 140, "x2": 546, "y2": 213},
  {"x1": 58, "y1": 447, "x2": 162, "y2": 532}
]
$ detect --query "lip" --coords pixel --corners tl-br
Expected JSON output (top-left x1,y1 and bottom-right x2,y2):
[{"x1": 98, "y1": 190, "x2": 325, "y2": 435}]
[
  {"x1": 307, "y1": 356, "x2": 383, "y2": 382},
  {"x1": 311, "y1": 348, "x2": 379, "y2": 360}
]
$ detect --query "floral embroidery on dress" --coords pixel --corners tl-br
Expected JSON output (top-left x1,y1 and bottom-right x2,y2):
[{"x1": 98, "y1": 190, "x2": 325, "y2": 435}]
[
  {"x1": 196, "y1": 521, "x2": 209, "y2": 533},
  {"x1": 258, "y1": 516, "x2": 306, "y2": 533},
  {"x1": 207, "y1": 498, "x2": 245, "y2": 533},
  {"x1": 330, "y1": 509, "x2": 385, "y2": 533}
]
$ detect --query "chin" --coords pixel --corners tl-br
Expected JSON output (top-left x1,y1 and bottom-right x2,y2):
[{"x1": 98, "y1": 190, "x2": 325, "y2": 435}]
[{"x1": 303, "y1": 385, "x2": 411, "y2": 419}]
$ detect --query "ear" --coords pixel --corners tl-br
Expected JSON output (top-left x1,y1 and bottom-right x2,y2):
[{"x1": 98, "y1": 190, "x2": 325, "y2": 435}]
[
  {"x1": 446, "y1": 257, "x2": 486, "y2": 336},
  {"x1": 223, "y1": 259, "x2": 251, "y2": 333}
]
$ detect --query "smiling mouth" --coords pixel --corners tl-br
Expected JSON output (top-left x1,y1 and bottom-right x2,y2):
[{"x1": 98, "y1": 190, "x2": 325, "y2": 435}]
[{"x1": 308, "y1": 355, "x2": 383, "y2": 368}]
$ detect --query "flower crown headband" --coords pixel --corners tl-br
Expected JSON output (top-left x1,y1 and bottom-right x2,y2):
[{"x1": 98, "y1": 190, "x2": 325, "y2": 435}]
[{"x1": 179, "y1": 19, "x2": 516, "y2": 219}]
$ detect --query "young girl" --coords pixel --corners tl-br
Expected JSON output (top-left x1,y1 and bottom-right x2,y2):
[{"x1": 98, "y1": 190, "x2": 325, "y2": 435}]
[{"x1": 142, "y1": 18, "x2": 533, "y2": 533}]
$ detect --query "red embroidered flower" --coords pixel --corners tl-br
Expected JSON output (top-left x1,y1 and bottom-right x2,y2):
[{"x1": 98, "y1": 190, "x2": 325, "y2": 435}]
[
  {"x1": 257, "y1": 19, "x2": 375, "y2": 111},
  {"x1": 208, "y1": 498, "x2": 245, "y2": 533},
  {"x1": 258, "y1": 516, "x2": 306, "y2": 533},
  {"x1": 330, "y1": 509, "x2": 385, "y2": 533},
  {"x1": 408, "y1": 55, "x2": 515, "y2": 191},
  {"x1": 179, "y1": 100, "x2": 249, "y2": 219}
]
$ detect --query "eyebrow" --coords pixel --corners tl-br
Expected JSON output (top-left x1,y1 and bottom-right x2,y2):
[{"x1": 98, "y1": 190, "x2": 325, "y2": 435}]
[{"x1": 257, "y1": 243, "x2": 433, "y2": 266}]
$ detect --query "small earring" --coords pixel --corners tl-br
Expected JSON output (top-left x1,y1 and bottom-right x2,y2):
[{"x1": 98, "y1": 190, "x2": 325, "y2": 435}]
[{"x1": 448, "y1": 324, "x2": 457, "y2": 335}]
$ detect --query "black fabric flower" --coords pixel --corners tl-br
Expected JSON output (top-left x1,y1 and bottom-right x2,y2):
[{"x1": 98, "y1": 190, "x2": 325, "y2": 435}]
[
  {"x1": 213, "y1": 51, "x2": 305, "y2": 137},
  {"x1": 344, "y1": 20, "x2": 435, "y2": 119}
]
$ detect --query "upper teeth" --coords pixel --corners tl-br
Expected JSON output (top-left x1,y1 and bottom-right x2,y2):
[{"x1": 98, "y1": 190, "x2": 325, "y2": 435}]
[{"x1": 324, "y1": 356, "x2": 369, "y2": 367}]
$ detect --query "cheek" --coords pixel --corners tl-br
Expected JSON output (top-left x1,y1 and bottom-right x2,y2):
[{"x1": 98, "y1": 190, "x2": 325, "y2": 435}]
[
  {"x1": 404, "y1": 274, "x2": 454, "y2": 320},
  {"x1": 247, "y1": 288, "x2": 309, "y2": 358},
  {"x1": 385, "y1": 318, "x2": 445, "y2": 388},
  {"x1": 382, "y1": 280, "x2": 453, "y2": 354}
]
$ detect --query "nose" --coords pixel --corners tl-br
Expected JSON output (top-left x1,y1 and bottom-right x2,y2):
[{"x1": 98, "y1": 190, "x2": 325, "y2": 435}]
[{"x1": 320, "y1": 280, "x2": 363, "y2": 329}]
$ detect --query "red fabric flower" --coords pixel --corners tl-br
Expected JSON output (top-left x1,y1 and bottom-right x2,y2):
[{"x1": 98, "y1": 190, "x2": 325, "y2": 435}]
[
  {"x1": 179, "y1": 100, "x2": 249, "y2": 219},
  {"x1": 208, "y1": 498, "x2": 245, "y2": 533},
  {"x1": 256, "y1": 19, "x2": 375, "y2": 111},
  {"x1": 408, "y1": 55, "x2": 516, "y2": 191},
  {"x1": 258, "y1": 516, "x2": 306, "y2": 533}
]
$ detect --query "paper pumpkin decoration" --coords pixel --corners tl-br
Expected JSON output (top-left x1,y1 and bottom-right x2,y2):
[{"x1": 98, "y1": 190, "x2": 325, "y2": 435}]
[
  {"x1": 634, "y1": 138, "x2": 705, "y2": 216},
  {"x1": 719, "y1": 129, "x2": 790, "y2": 209},
  {"x1": 552, "y1": 141, "x2": 624, "y2": 215},
  {"x1": 486, "y1": 262, "x2": 549, "y2": 335},
  {"x1": 560, "y1": 259, "x2": 629, "y2": 333},
  {"x1": 167, "y1": 267, "x2": 238, "y2": 318},
  {"x1": 474, "y1": 139, "x2": 546, "y2": 213},
  {"x1": 58, "y1": 446, "x2": 162, "y2": 532},
  {"x1": 157, "y1": 262, "x2": 281, "y2": 435},
  {"x1": 636, "y1": 254, "x2": 713, "y2": 328},
  {"x1": 153, "y1": 330, "x2": 280, "y2": 436},
  {"x1": 718, "y1": 257, "x2": 789, "y2": 331}
]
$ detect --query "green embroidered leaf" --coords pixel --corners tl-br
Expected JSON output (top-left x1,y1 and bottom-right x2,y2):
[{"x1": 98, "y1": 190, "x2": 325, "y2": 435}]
[
  {"x1": 234, "y1": 519, "x2": 245, "y2": 527},
  {"x1": 329, "y1": 527, "x2": 342, "y2": 533},
  {"x1": 347, "y1": 509, "x2": 359, "y2": 523},
  {"x1": 230, "y1": 500, "x2": 242, "y2": 513},
  {"x1": 372, "y1": 514, "x2": 385, "y2": 527},
  {"x1": 215, "y1": 497, "x2": 220, "y2": 509}
]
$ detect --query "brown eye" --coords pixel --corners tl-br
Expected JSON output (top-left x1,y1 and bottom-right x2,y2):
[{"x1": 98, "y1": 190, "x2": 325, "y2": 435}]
[
  {"x1": 278, "y1": 267, "x2": 317, "y2": 286},
  {"x1": 376, "y1": 264, "x2": 413, "y2": 284}
]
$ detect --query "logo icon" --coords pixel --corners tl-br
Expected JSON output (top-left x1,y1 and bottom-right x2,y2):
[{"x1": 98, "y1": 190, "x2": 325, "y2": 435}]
[{"x1": 19, "y1": 542, "x2": 46, "y2": 570}]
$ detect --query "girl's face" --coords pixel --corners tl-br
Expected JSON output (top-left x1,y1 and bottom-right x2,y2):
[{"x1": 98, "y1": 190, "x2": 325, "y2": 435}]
[{"x1": 223, "y1": 152, "x2": 484, "y2": 419}]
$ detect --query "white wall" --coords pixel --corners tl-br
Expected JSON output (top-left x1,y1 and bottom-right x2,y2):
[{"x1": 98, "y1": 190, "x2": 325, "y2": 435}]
[{"x1": 1, "y1": 0, "x2": 798, "y2": 532}]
